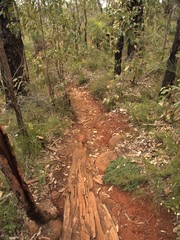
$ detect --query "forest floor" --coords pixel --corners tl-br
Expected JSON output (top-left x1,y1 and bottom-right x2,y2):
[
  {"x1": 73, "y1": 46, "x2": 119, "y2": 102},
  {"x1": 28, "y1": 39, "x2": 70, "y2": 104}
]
[{"x1": 26, "y1": 85, "x2": 176, "y2": 240}]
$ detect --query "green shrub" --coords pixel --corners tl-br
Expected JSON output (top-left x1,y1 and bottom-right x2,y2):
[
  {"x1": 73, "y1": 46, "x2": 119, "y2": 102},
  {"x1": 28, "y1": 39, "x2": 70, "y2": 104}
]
[
  {"x1": 78, "y1": 74, "x2": 90, "y2": 86},
  {"x1": 0, "y1": 197, "x2": 22, "y2": 237},
  {"x1": 165, "y1": 153, "x2": 180, "y2": 214},
  {"x1": 102, "y1": 79, "x2": 124, "y2": 111},
  {"x1": 104, "y1": 157, "x2": 146, "y2": 192},
  {"x1": 90, "y1": 75, "x2": 110, "y2": 100},
  {"x1": 153, "y1": 130, "x2": 178, "y2": 157},
  {"x1": 82, "y1": 50, "x2": 112, "y2": 72},
  {"x1": 129, "y1": 100, "x2": 164, "y2": 125},
  {"x1": 144, "y1": 151, "x2": 180, "y2": 214},
  {"x1": 70, "y1": 62, "x2": 83, "y2": 76},
  {"x1": 85, "y1": 59, "x2": 98, "y2": 71}
]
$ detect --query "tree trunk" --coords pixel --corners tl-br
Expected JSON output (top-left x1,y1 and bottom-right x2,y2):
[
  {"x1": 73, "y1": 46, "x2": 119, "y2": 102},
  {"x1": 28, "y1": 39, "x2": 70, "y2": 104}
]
[
  {"x1": 160, "y1": 16, "x2": 180, "y2": 92},
  {"x1": 0, "y1": 0, "x2": 29, "y2": 103},
  {"x1": 83, "y1": 0, "x2": 88, "y2": 46},
  {"x1": 75, "y1": 0, "x2": 81, "y2": 38},
  {"x1": 97, "y1": 0, "x2": 103, "y2": 13},
  {"x1": 0, "y1": 35, "x2": 27, "y2": 135},
  {"x1": 114, "y1": 35, "x2": 124, "y2": 75},
  {"x1": 127, "y1": 0, "x2": 144, "y2": 58},
  {"x1": 0, "y1": 127, "x2": 49, "y2": 224}
]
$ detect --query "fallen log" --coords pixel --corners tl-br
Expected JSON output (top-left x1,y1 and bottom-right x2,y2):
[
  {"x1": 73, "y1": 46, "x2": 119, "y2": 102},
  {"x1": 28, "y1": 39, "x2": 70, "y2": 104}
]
[{"x1": 61, "y1": 142, "x2": 119, "y2": 240}]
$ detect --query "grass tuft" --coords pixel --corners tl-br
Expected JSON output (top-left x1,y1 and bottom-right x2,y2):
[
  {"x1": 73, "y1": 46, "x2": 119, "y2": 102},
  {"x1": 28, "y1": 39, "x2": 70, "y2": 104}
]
[{"x1": 103, "y1": 157, "x2": 146, "y2": 192}]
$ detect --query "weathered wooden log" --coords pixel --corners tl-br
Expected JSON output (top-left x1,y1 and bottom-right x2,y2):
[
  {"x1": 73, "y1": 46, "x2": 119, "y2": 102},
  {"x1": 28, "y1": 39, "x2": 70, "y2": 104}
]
[{"x1": 61, "y1": 142, "x2": 119, "y2": 240}]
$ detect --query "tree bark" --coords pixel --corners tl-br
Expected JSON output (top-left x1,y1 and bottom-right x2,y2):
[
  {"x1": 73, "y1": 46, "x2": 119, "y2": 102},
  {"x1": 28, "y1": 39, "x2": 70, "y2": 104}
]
[
  {"x1": 160, "y1": 16, "x2": 180, "y2": 92},
  {"x1": 114, "y1": 35, "x2": 124, "y2": 75},
  {"x1": 0, "y1": 35, "x2": 27, "y2": 135},
  {"x1": 75, "y1": 0, "x2": 81, "y2": 38},
  {"x1": 0, "y1": 0, "x2": 29, "y2": 103},
  {"x1": 0, "y1": 126, "x2": 49, "y2": 224},
  {"x1": 127, "y1": 0, "x2": 144, "y2": 58},
  {"x1": 83, "y1": 0, "x2": 88, "y2": 46},
  {"x1": 114, "y1": 0, "x2": 143, "y2": 76}
]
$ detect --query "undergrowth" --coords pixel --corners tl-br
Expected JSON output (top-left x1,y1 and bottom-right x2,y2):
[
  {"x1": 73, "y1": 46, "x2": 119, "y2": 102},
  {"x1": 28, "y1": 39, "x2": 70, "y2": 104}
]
[
  {"x1": 90, "y1": 75, "x2": 110, "y2": 100},
  {"x1": 0, "y1": 87, "x2": 71, "y2": 237},
  {"x1": 0, "y1": 193, "x2": 23, "y2": 239},
  {"x1": 104, "y1": 157, "x2": 146, "y2": 192}
]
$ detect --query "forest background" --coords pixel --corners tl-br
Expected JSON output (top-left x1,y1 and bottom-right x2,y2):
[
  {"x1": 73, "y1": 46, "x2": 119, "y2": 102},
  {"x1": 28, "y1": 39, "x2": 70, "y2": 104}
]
[{"x1": 0, "y1": 0, "x2": 179, "y2": 238}]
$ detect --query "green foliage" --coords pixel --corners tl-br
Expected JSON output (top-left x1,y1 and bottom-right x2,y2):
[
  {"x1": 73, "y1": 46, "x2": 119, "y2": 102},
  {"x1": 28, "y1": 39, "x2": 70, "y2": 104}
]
[
  {"x1": 164, "y1": 153, "x2": 180, "y2": 214},
  {"x1": 102, "y1": 76, "x2": 126, "y2": 111},
  {"x1": 153, "y1": 130, "x2": 179, "y2": 157},
  {"x1": 159, "y1": 79, "x2": 180, "y2": 123},
  {"x1": 88, "y1": 17, "x2": 107, "y2": 49},
  {"x1": 104, "y1": 157, "x2": 146, "y2": 192},
  {"x1": 129, "y1": 100, "x2": 164, "y2": 125},
  {"x1": 70, "y1": 61, "x2": 83, "y2": 76},
  {"x1": 77, "y1": 74, "x2": 90, "y2": 86},
  {"x1": 144, "y1": 151, "x2": 180, "y2": 214},
  {"x1": 0, "y1": 197, "x2": 22, "y2": 237},
  {"x1": 15, "y1": 129, "x2": 42, "y2": 161},
  {"x1": 0, "y1": 93, "x2": 71, "y2": 237},
  {"x1": 82, "y1": 50, "x2": 113, "y2": 71},
  {"x1": 85, "y1": 59, "x2": 99, "y2": 72},
  {"x1": 90, "y1": 75, "x2": 110, "y2": 100}
]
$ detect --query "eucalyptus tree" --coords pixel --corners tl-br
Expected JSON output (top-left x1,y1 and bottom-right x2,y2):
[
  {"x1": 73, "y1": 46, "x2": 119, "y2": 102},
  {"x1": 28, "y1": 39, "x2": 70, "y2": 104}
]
[
  {"x1": 160, "y1": 16, "x2": 180, "y2": 94},
  {"x1": 113, "y1": 0, "x2": 144, "y2": 76},
  {"x1": 19, "y1": 0, "x2": 69, "y2": 102}
]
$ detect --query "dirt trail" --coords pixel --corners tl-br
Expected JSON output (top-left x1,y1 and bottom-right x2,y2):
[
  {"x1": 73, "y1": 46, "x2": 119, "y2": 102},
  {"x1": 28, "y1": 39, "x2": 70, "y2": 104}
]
[
  {"x1": 50, "y1": 86, "x2": 175, "y2": 240},
  {"x1": 61, "y1": 87, "x2": 125, "y2": 240}
]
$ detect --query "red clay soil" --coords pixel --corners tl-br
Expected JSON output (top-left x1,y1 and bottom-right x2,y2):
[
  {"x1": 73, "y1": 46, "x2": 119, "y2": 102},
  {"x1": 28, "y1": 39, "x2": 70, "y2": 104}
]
[{"x1": 48, "y1": 86, "x2": 176, "y2": 240}]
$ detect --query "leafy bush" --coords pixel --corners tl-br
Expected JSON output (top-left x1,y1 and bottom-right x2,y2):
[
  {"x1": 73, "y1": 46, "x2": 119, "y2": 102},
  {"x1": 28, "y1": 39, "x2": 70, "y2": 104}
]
[
  {"x1": 0, "y1": 197, "x2": 22, "y2": 238},
  {"x1": 103, "y1": 157, "x2": 146, "y2": 192},
  {"x1": 70, "y1": 62, "x2": 83, "y2": 76},
  {"x1": 145, "y1": 151, "x2": 180, "y2": 214},
  {"x1": 82, "y1": 49, "x2": 112, "y2": 71},
  {"x1": 164, "y1": 153, "x2": 180, "y2": 214},
  {"x1": 153, "y1": 130, "x2": 179, "y2": 157},
  {"x1": 77, "y1": 74, "x2": 90, "y2": 86},
  {"x1": 85, "y1": 59, "x2": 98, "y2": 72},
  {"x1": 129, "y1": 100, "x2": 164, "y2": 125},
  {"x1": 90, "y1": 75, "x2": 110, "y2": 100}
]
